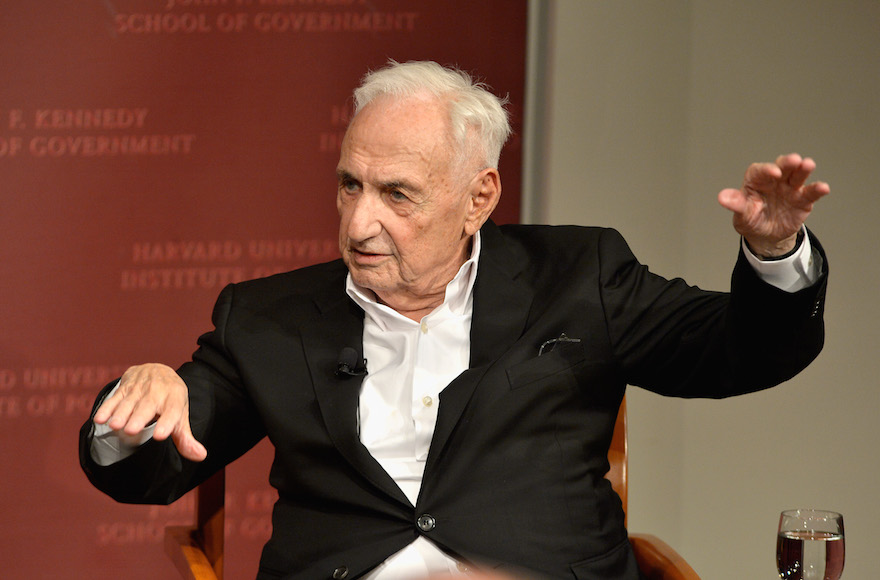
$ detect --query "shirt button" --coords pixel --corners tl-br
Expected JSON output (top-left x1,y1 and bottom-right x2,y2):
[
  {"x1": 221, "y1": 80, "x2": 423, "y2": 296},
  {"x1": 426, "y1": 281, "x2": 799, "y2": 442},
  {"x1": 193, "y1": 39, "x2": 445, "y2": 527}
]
[
  {"x1": 420, "y1": 320, "x2": 428, "y2": 334},
  {"x1": 456, "y1": 561, "x2": 470, "y2": 573},
  {"x1": 417, "y1": 513, "x2": 436, "y2": 532},
  {"x1": 332, "y1": 566, "x2": 349, "y2": 579},
  {"x1": 422, "y1": 395, "x2": 433, "y2": 407}
]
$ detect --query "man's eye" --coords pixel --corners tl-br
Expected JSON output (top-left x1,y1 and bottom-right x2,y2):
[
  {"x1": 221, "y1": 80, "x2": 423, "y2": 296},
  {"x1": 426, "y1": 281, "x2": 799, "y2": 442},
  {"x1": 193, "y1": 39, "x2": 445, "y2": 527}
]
[
  {"x1": 341, "y1": 180, "x2": 360, "y2": 193},
  {"x1": 389, "y1": 190, "x2": 408, "y2": 202}
]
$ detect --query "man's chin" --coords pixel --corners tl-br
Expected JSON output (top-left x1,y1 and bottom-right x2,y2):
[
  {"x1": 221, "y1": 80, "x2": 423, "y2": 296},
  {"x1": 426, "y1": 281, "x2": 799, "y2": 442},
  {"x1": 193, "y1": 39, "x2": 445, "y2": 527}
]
[{"x1": 348, "y1": 269, "x2": 392, "y2": 294}]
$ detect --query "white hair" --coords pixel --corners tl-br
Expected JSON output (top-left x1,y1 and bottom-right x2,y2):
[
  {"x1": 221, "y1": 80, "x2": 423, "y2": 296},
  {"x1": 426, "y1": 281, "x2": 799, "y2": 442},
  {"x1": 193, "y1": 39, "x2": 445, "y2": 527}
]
[{"x1": 353, "y1": 60, "x2": 512, "y2": 169}]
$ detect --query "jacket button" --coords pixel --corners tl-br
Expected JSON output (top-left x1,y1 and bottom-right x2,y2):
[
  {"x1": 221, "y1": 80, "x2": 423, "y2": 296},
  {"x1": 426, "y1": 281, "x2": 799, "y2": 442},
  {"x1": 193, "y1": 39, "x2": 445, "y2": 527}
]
[
  {"x1": 417, "y1": 514, "x2": 436, "y2": 532},
  {"x1": 332, "y1": 566, "x2": 349, "y2": 579}
]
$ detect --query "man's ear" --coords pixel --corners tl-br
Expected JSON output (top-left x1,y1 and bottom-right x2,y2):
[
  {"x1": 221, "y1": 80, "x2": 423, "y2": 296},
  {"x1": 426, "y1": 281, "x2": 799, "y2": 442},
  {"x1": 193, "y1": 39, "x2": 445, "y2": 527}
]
[{"x1": 464, "y1": 168, "x2": 502, "y2": 236}]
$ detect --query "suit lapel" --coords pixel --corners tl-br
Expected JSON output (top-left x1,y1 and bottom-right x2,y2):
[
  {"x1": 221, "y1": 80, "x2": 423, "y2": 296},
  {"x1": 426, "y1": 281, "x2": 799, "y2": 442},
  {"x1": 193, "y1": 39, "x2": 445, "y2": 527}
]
[
  {"x1": 469, "y1": 222, "x2": 534, "y2": 368},
  {"x1": 302, "y1": 286, "x2": 412, "y2": 508},
  {"x1": 426, "y1": 221, "x2": 535, "y2": 473}
]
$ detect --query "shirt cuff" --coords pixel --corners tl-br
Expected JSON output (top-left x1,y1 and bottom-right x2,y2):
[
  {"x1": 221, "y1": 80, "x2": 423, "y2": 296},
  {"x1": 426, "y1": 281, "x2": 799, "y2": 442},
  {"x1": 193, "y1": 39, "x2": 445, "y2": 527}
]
[{"x1": 742, "y1": 226, "x2": 822, "y2": 293}]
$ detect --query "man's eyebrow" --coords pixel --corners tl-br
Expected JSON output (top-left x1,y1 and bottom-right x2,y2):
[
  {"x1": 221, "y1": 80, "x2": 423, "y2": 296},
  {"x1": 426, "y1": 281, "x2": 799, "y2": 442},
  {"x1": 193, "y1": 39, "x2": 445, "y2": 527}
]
[
  {"x1": 336, "y1": 169, "x2": 358, "y2": 182},
  {"x1": 381, "y1": 179, "x2": 419, "y2": 193}
]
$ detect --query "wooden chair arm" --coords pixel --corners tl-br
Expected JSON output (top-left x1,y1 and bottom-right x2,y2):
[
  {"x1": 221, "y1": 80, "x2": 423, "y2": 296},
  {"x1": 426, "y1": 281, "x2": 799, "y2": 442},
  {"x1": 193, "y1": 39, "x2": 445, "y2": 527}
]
[
  {"x1": 629, "y1": 533, "x2": 701, "y2": 580},
  {"x1": 166, "y1": 469, "x2": 225, "y2": 579},
  {"x1": 165, "y1": 525, "x2": 221, "y2": 580}
]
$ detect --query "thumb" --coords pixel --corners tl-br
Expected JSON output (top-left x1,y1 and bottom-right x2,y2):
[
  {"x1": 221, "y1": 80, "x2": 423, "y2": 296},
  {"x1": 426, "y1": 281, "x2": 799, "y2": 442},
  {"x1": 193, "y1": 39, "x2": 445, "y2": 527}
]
[
  {"x1": 171, "y1": 415, "x2": 208, "y2": 462},
  {"x1": 717, "y1": 187, "x2": 747, "y2": 214}
]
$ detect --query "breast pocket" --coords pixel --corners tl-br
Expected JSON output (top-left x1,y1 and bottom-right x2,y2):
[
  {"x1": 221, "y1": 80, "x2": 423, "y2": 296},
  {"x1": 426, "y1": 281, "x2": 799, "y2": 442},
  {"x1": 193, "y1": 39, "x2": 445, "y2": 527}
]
[{"x1": 506, "y1": 340, "x2": 587, "y2": 390}]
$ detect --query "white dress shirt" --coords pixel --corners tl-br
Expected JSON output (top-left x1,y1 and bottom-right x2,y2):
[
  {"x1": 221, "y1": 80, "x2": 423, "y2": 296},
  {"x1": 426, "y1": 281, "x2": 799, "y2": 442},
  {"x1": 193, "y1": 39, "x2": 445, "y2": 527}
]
[{"x1": 90, "y1": 227, "x2": 819, "y2": 577}]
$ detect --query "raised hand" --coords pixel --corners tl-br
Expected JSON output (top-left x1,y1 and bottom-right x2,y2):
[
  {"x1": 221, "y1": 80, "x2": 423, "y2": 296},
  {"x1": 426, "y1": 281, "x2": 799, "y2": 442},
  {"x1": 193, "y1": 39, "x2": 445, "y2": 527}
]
[
  {"x1": 718, "y1": 153, "x2": 829, "y2": 258},
  {"x1": 93, "y1": 363, "x2": 207, "y2": 462}
]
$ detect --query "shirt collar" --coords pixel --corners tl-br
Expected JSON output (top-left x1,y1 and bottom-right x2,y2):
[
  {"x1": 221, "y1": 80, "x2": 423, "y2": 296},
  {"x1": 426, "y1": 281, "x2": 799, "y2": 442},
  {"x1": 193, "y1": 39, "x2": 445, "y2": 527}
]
[{"x1": 346, "y1": 231, "x2": 482, "y2": 326}]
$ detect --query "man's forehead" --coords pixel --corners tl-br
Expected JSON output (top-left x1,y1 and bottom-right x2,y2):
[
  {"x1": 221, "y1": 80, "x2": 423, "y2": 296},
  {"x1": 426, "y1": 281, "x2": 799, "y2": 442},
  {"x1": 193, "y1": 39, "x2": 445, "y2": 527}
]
[
  {"x1": 338, "y1": 98, "x2": 455, "y2": 182},
  {"x1": 350, "y1": 94, "x2": 452, "y2": 143}
]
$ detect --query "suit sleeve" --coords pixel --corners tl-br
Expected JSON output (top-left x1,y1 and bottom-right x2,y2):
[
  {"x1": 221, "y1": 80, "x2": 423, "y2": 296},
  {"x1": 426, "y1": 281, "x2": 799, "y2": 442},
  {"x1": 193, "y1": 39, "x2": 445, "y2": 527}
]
[
  {"x1": 79, "y1": 283, "x2": 266, "y2": 505},
  {"x1": 599, "y1": 228, "x2": 827, "y2": 398}
]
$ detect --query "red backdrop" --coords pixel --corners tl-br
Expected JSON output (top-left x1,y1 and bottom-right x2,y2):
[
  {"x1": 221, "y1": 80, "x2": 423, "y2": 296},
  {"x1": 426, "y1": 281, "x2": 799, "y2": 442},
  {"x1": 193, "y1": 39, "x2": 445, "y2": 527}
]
[{"x1": 0, "y1": 1, "x2": 526, "y2": 578}]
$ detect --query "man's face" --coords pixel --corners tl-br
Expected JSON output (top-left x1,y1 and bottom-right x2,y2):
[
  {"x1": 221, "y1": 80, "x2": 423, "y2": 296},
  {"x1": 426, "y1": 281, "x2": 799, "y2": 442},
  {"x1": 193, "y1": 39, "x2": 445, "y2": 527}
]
[{"x1": 336, "y1": 95, "x2": 479, "y2": 314}]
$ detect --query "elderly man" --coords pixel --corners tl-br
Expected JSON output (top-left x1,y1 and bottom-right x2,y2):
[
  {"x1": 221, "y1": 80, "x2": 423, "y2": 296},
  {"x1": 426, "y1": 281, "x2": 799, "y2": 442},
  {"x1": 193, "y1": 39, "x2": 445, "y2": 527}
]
[{"x1": 80, "y1": 60, "x2": 829, "y2": 580}]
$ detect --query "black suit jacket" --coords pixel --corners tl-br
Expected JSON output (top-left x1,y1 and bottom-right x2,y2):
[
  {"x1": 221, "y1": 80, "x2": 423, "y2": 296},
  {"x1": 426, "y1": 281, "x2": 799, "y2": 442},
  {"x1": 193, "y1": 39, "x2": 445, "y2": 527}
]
[{"x1": 80, "y1": 221, "x2": 827, "y2": 580}]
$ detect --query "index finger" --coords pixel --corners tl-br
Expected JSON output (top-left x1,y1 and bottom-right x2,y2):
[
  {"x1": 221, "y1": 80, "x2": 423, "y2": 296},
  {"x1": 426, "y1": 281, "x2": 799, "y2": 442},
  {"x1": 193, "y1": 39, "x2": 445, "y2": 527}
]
[
  {"x1": 777, "y1": 153, "x2": 816, "y2": 190},
  {"x1": 744, "y1": 160, "x2": 783, "y2": 189},
  {"x1": 92, "y1": 382, "x2": 124, "y2": 425}
]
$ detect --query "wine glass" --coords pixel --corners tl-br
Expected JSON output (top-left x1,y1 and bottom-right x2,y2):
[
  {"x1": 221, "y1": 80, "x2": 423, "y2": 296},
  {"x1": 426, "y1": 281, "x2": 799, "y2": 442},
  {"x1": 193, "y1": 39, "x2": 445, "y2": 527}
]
[{"x1": 777, "y1": 509, "x2": 845, "y2": 579}]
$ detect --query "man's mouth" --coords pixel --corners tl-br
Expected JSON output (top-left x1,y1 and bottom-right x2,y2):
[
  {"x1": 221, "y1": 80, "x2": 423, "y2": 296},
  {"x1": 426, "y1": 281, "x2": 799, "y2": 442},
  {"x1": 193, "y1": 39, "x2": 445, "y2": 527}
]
[{"x1": 350, "y1": 248, "x2": 389, "y2": 264}]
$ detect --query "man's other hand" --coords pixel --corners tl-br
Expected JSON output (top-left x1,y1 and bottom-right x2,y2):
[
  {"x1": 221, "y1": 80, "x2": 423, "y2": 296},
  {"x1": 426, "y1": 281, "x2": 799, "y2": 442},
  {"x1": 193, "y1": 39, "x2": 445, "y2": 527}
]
[
  {"x1": 718, "y1": 153, "x2": 830, "y2": 258},
  {"x1": 93, "y1": 363, "x2": 208, "y2": 462}
]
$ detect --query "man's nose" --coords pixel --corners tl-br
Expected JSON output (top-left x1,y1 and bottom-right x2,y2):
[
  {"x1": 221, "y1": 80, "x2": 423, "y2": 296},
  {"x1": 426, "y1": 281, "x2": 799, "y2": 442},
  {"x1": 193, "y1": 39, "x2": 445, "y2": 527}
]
[{"x1": 345, "y1": 191, "x2": 383, "y2": 242}]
